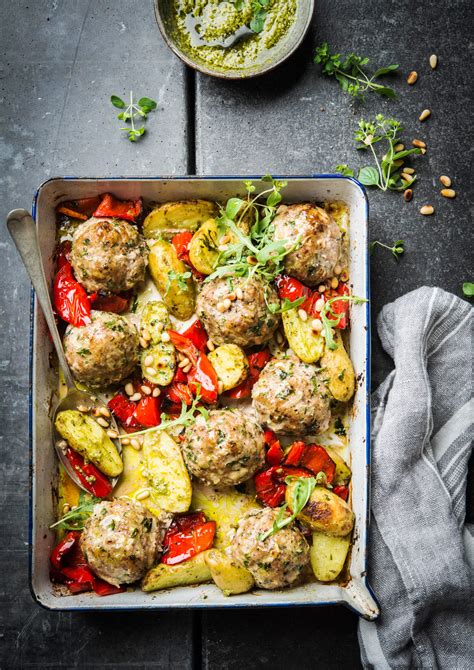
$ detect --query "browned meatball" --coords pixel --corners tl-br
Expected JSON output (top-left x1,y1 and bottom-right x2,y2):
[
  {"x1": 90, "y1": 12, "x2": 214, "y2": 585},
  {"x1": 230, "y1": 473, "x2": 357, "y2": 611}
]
[
  {"x1": 182, "y1": 408, "x2": 265, "y2": 487},
  {"x1": 71, "y1": 217, "x2": 148, "y2": 293},
  {"x1": 231, "y1": 507, "x2": 310, "y2": 589},
  {"x1": 272, "y1": 203, "x2": 344, "y2": 285},
  {"x1": 252, "y1": 356, "x2": 331, "y2": 435},
  {"x1": 64, "y1": 311, "x2": 139, "y2": 387},
  {"x1": 196, "y1": 276, "x2": 279, "y2": 347}
]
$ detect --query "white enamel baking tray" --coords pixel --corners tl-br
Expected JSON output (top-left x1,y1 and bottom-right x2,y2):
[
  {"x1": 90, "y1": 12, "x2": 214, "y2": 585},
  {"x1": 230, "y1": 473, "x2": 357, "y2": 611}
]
[{"x1": 29, "y1": 176, "x2": 379, "y2": 618}]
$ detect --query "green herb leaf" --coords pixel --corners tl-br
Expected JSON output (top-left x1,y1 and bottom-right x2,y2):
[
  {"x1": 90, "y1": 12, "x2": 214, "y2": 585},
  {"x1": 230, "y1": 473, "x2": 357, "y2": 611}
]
[
  {"x1": 120, "y1": 393, "x2": 205, "y2": 440},
  {"x1": 373, "y1": 64, "x2": 400, "y2": 77},
  {"x1": 111, "y1": 95, "x2": 125, "y2": 109},
  {"x1": 335, "y1": 164, "x2": 355, "y2": 177},
  {"x1": 369, "y1": 239, "x2": 405, "y2": 260},
  {"x1": 258, "y1": 476, "x2": 318, "y2": 541},
  {"x1": 138, "y1": 97, "x2": 157, "y2": 112},
  {"x1": 358, "y1": 166, "x2": 380, "y2": 186},
  {"x1": 321, "y1": 295, "x2": 368, "y2": 350},
  {"x1": 50, "y1": 492, "x2": 100, "y2": 531},
  {"x1": 226, "y1": 197, "x2": 244, "y2": 220},
  {"x1": 462, "y1": 282, "x2": 474, "y2": 297},
  {"x1": 112, "y1": 91, "x2": 156, "y2": 143}
]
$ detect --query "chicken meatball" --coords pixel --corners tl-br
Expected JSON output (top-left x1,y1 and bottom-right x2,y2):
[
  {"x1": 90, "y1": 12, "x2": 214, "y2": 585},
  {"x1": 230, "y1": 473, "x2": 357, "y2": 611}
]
[
  {"x1": 196, "y1": 276, "x2": 279, "y2": 347},
  {"x1": 272, "y1": 203, "x2": 344, "y2": 285},
  {"x1": 71, "y1": 217, "x2": 148, "y2": 293},
  {"x1": 252, "y1": 356, "x2": 331, "y2": 435},
  {"x1": 64, "y1": 310, "x2": 139, "y2": 387},
  {"x1": 81, "y1": 498, "x2": 170, "y2": 586},
  {"x1": 182, "y1": 408, "x2": 265, "y2": 488},
  {"x1": 231, "y1": 507, "x2": 310, "y2": 589}
]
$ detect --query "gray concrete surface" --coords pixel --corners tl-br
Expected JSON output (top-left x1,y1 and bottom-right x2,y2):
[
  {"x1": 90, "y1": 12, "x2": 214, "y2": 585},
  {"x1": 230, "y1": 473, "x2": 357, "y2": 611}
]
[{"x1": 0, "y1": 0, "x2": 472, "y2": 668}]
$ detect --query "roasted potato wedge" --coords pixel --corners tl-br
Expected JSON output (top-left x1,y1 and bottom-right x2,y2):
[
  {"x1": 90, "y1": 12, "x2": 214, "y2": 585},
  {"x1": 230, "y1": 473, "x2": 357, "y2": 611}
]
[
  {"x1": 320, "y1": 331, "x2": 355, "y2": 402},
  {"x1": 191, "y1": 483, "x2": 260, "y2": 550},
  {"x1": 142, "y1": 430, "x2": 192, "y2": 514},
  {"x1": 286, "y1": 483, "x2": 354, "y2": 536},
  {"x1": 141, "y1": 551, "x2": 212, "y2": 592},
  {"x1": 143, "y1": 200, "x2": 218, "y2": 239},
  {"x1": 207, "y1": 344, "x2": 249, "y2": 391},
  {"x1": 140, "y1": 300, "x2": 171, "y2": 344},
  {"x1": 141, "y1": 342, "x2": 176, "y2": 386},
  {"x1": 282, "y1": 308, "x2": 324, "y2": 363},
  {"x1": 310, "y1": 531, "x2": 351, "y2": 582},
  {"x1": 55, "y1": 410, "x2": 123, "y2": 477},
  {"x1": 204, "y1": 549, "x2": 254, "y2": 596},
  {"x1": 188, "y1": 218, "x2": 221, "y2": 275},
  {"x1": 324, "y1": 445, "x2": 351, "y2": 485},
  {"x1": 148, "y1": 239, "x2": 195, "y2": 320}
]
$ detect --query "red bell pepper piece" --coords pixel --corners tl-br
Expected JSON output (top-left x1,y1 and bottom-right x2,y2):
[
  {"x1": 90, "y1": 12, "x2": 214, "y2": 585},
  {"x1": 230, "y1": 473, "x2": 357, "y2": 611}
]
[
  {"x1": 62, "y1": 196, "x2": 102, "y2": 217},
  {"x1": 53, "y1": 262, "x2": 91, "y2": 327},
  {"x1": 333, "y1": 485, "x2": 349, "y2": 501},
  {"x1": 300, "y1": 444, "x2": 336, "y2": 484},
  {"x1": 90, "y1": 292, "x2": 130, "y2": 314},
  {"x1": 181, "y1": 319, "x2": 208, "y2": 352},
  {"x1": 61, "y1": 565, "x2": 96, "y2": 593},
  {"x1": 92, "y1": 579, "x2": 125, "y2": 596},
  {"x1": 271, "y1": 465, "x2": 313, "y2": 484},
  {"x1": 56, "y1": 240, "x2": 72, "y2": 270},
  {"x1": 162, "y1": 513, "x2": 216, "y2": 565},
  {"x1": 173, "y1": 367, "x2": 188, "y2": 383},
  {"x1": 50, "y1": 531, "x2": 82, "y2": 570},
  {"x1": 275, "y1": 274, "x2": 311, "y2": 304},
  {"x1": 107, "y1": 392, "x2": 141, "y2": 432},
  {"x1": 283, "y1": 441, "x2": 307, "y2": 466},
  {"x1": 187, "y1": 352, "x2": 219, "y2": 404},
  {"x1": 168, "y1": 330, "x2": 199, "y2": 366},
  {"x1": 254, "y1": 469, "x2": 286, "y2": 507},
  {"x1": 172, "y1": 231, "x2": 194, "y2": 264},
  {"x1": 65, "y1": 448, "x2": 113, "y2": 498},
  {"x1": 330, "y1": 282, "x2": 350, "y2": 330},
  {"x1": 264, "y1": 429, "x2": 278, "y2": 446},
  {"x1": 93, "y1": 193, "x2": 142, "y2": 222},
  {"x1": 167, "y1": 382, "x2": 194, "y2": 406},
  {"x1": 225, "y1": 349, "x2": 272, "y2": 399},
  {"x1": 133, "y1": 396, "x2": 162, "y2": 427},
  {"x1": 225, "y1": 377, "x2": 253, "y2": 399},
  {"x1": 266, "y1": 441, "x2": 284, "y2": 466}
]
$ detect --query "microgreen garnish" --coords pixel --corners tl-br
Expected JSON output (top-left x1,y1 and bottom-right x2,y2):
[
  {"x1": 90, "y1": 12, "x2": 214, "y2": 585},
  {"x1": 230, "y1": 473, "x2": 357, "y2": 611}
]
[
  {"x1": 50, "y1": 492, "x2": 100, "y2": 531},
  {"x1": 314, "y1": 43, "x2": 399, "y2": 100},
  {"x1": 321, "y1": 295, "x2": 368, "y2": 350},
  {"x1": 462, "y1": 282, "x2": 474, "y2": 297},
  {"x1": 369, "y1": 239, "x2": 405, "y2": 261},
  {"x1": 249, "y1": 0, "x2": 270, "y2": 33},
  {"x1": 267, "y1": 296, "x2": 306, "y2": 314},
  {"x1": 336, "y1": 115, "x2": 422, "y2": 192},
  {"x1": 111, "y1": 92, "x2": 157, "y2": 142},
  {"x1": 166, "y1": 269, "x2": 192, "y2": 294}
]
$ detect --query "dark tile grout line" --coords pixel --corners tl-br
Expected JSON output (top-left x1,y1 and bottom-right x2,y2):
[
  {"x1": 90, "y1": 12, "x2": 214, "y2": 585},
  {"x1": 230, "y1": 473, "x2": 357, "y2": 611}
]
[{"x1": 185, "y1": 67, "x2": 197, "y2": 176}]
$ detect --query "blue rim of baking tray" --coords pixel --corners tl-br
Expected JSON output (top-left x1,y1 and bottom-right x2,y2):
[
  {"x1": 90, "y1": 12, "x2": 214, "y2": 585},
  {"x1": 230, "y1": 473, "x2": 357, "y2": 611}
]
[{"x1": 29, "y1": 174, "x2": 377, "y2": 616}]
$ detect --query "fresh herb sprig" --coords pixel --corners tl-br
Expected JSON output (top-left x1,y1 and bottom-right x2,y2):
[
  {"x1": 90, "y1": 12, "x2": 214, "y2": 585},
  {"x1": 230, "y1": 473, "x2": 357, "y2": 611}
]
[
  {"x1": 462, "y1": 282, "x2": 474, "y2": 297},
  {"x1": 336, "y1": 115, "x2": 422, "y2": 191},
  {"x1": 233, "y1": 0, "x2": 269, "y2": 33},
  {"x1": 166, "y1": 269, "x2": 192, "y2": 294},
  {"x1": 369, "y1": 239, "x2": 405, "y2": 261},
  {"x1": 321, "y1": 295, "x2": 368, "y2": 350},
  {"x1": 50, "y1": 492, "x2": 100, "y2": 531},
  {"x1": 314, "y1": 42, "x2": 399, "y2": 100},
  {"x1": 111, "y1": 92, "x2": 157, "y2": 142}
]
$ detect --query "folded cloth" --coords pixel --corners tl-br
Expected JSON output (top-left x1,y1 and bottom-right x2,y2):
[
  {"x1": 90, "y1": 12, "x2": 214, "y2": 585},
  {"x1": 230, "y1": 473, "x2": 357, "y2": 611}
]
[{"x1": 358, "y1": 287, "x2": 474, "y2": 669}]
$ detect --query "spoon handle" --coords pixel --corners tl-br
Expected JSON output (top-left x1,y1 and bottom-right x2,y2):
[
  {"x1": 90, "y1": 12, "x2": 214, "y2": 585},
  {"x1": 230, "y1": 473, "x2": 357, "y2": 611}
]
[{"x1": 7, "y1": 208, "x2": 76, "y2": 390}]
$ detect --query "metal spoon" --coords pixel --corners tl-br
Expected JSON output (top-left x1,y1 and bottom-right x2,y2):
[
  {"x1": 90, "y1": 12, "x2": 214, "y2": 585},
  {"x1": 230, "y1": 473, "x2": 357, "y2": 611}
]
[
  {"x1": 7, "y1": 208, "x2": 121, "y2": 494},
  {"x1": 185, "y1": 17, "x2": 255, "y2": 49}
]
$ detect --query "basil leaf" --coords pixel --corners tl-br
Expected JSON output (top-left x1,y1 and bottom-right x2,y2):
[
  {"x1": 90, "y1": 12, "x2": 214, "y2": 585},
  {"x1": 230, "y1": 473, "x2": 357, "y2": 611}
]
[
  {"x1": 373, "y1": 64, "x2": 399, "y2": 77},
  {"x1": 358, "y1": 166, "x2": 380, "y2": 186}
]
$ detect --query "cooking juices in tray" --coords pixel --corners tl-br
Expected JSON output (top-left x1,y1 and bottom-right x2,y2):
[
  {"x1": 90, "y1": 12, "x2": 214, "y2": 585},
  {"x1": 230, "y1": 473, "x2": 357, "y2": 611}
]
[{"x1": 49, "y1": 177, "x2": 364, "y2": 598}]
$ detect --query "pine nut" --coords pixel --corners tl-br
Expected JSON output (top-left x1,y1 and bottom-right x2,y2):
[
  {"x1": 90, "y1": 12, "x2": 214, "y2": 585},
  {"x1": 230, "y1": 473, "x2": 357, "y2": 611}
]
[
  {"x1": 403, "y1": 167, "x2": 415, "y2": 175},
  {"x1": 393, "y1": 159, "x2": 404, "y2": 169},
  {"x1": 125, "y1": 382, "x2": 134, "y2": 396},
  {"x1": 334, "y1": 265, "x2": 342, "y2": 275},
  {"x1": 91, "y1": 407, "x2": 101, "y2": 417},
  {"x1": 298, "y1": 309, "x2": 308, "y2": 321},
  {"x1": 207, "y1": 339, "x2": 215, "y2": 351},
  {"x1": 412, "y1": 139, "x2": 426, "y2": 149},
  {"x1": 218, "y1": 244, "x2": 228, "y2": 252},
  {"x1": 420, "y1": 148, "x2": 427, "y2": 155},
  {"x1": 429, "y1": 54, "x2": 438, "y2": 69},
  {"x1": 77, "y1": 404, "x2": 89, "y2": 413},
  {"x1": 141, "y1": 385, "x2": 152, "y2": 395},
  {"x1": 419, "y1": 109, "x2": 431, "y2": 122},
  {"x1": 130, "y1": 439, "x2": 142, "y2": 451},
  {"x1": 216, "y1": 302, "x2": 226, "y2": 313},
  {"x1": 136, "y1": 489, "x2": 150, "y2": 500},
  {"x1": 275, "y1": 330, "x2": 284, "y2": 345},
  {"x1": 121, "y1": 437, "x2": 131, "y2": 446},
  {"x1": 404, "y1": 189, "x2": 413, "y2": 202},
  {"x1": 440, "y1": 189, "x2": 456, "y2": 198},
  {"x1": 142, "y1": 328, "x2": 151, "y2": 341},
  {"x1": 314, "y1": 298, "x2": 325, "y2": 312},
  {"x1": 161, "y1": 331, "x2": 170, "y2": 343},
  {"x1": 220, "y1": 233, "x2": 231, "y2": 245},
  {"x1": 146, "y1": 367, "x2": 157, "y2": 377},
  {"x1": 144, "y1": 355, "x2": 154, "y2": 368},
  {"x1": 318, "y1": 285, "x2": 326, "y2": 293},
  {"x1": 129, "y1": 392, "x2": 141, "y2": 402},
  {"x1": 183, "y1": 363, "x2": 192, "y2": 374},
  {"x1": 420, "y1": 205, "x2": 434, "y2": 215},
  {"x1": 235, "y1": 287, "x2": 243, "y2": 300},
  {"x1": 107, "y1": 429, "x2": 119, "y2": 439},
  {"x1": 330, "y1": 277, "x2": 339, "y2": 289},
  {"x1": 100, "y1": 407, "x2": 110, "y2": 418},
  {"x1": 152, "y1": 388, "x2": 161, "y2": 398},
  {"x1": 247, "y1": 255, "x2": 257, "y2": 265},
  {"x1": 226, "y1": 292, "x2": 236, "y2": 301},
  {"x1": 401, "y1": 173, "x2": 413, "y2": 183},
  {"x1": 311, "y1": 318, "x2": 322, "y2": 331},
  {"x1": 62, "y1": 504, "x2": 71, "y2": 514},
  {"x1": 223, "y1": 298, "x2": 232, "y2": 310},
  {"x1": 439, "y1": 175, "x2": 451, "y2": 187},
  {"x1": 407, "y1": 71, "x2": 418, "y2": 85},
  {"x1": 394, "y1": 143, "x2": 405, "y2": 152},
  {"x1": 178, "y1": 357, "x2": 190, "y2": 369},
  {"x1": 96, "y1": 417, "x2": 109, "y2": 428},
  {"x1": 139, "y1": 337, "x2": 149, "y2": 349},
  {"x1": 217, "y1": 381, "x2": 224, "y2": 395},
  {"x1": 56, "y1": 439, "x2": 68, "y2": 451}
]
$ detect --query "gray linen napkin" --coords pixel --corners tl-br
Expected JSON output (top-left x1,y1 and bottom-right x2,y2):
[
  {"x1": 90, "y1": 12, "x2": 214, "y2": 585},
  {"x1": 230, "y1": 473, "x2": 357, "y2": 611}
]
[{"x1": 358, "y1": 287, "x2": 474, "y2": 669}]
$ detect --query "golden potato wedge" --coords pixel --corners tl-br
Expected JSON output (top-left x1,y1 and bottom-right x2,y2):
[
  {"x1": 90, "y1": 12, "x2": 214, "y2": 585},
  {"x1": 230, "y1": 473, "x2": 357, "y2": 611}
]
[
  {"x1": 320, "y1": 331, "x2": 355, "y2": 402},
  {"x1": 191, "y1": 483, "x2": 260, "y2": 550},
  {"x1": 140, "y1": 300, "x2": 171, "y2": 344},
  {"x1": 310, "y1": 531, "x2": 351, "y2": 582},
  {"x1": 143, "y1": 200, "x2": 218, "y2": 239},
  {"x1": 286, "y1": 483, "x2": 354, "y2": 536},
  {"x1": 282, "y1": 308, "x2": 324, "y2": 363},
  {"x1": 55, "y1": 410, "x2": 123, "y2": 477},
  {"x1": 142, "y1": 430, "x2": 192, "y2": 514},
  {"x1": 324, "y1": 445, "x2": 351, "y2": 485},
  {"x1": 148, "y1": 239, "x2": 195, "y2": 320},
  {"x1": 188, "y1": 218, "x2": 221, "y2": 275},
  {"x1": 141, "y1": 342, "x2": 176, "y2": 386},
  {"x1": 204, "y1": 549, "x2": 255, "y2": 596},
  {"x1": 207, "y1": 344, "x2": 249, "y2": 391},
  {"x1": 141, "y1": 551, "x2": 212, "y2": 592}
]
